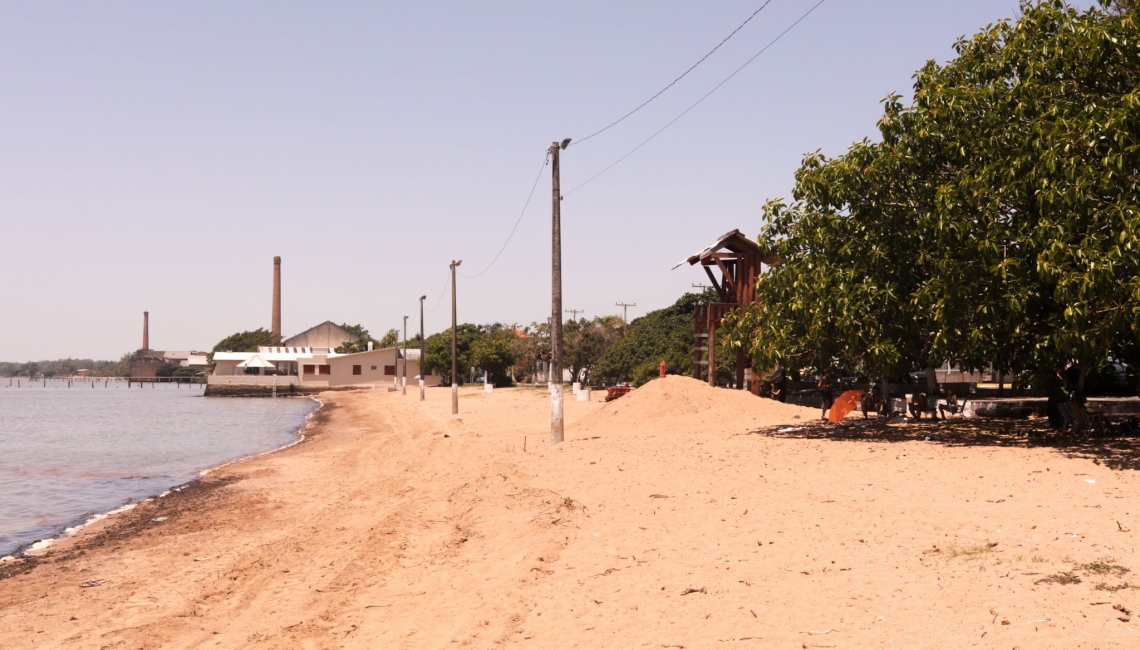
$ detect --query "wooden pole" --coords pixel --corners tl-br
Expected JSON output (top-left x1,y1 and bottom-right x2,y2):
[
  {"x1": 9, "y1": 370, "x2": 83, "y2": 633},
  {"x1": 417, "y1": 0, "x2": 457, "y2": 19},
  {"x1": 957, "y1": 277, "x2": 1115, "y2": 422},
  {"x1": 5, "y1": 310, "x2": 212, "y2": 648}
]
[
  {"x1": 450, "y1": 260, "x2": 462, "y2": 414},
  {"x1": 707, "y1": 308, "x2": 716, "y2": 387},
  {"x1": 419, "y1": 294, "x2": 427, "y2": 401},
  {"x1": 402, "y1": 315, "x2": 408, "y2": 395},
  {"x1": 550, "y1": 139, "x2": 569, "y2": 445}
]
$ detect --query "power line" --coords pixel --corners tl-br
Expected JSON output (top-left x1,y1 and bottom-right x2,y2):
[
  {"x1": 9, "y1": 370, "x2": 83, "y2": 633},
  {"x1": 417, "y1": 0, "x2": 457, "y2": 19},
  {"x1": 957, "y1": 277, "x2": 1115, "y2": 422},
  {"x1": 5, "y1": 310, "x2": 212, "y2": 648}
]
[
  {"x1": 459, "y1": 152, "x2": 550, "y2": 279},
  {"x1": 573, "y1": 0, "x2": 777, "y2": 147},
  {"x1": 425, "y1": 270, "x2": 450, "y2": 312},
  {"x1": 566, "y1": 0, "x2": 829, "y2": 196}
]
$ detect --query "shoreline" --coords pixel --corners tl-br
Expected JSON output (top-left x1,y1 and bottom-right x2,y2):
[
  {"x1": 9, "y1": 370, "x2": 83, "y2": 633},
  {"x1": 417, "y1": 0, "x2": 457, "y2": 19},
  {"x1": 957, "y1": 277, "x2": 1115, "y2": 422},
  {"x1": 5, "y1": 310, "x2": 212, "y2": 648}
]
[{"x1": 0, "y1": 394, "x2": 325, "y2": 568}]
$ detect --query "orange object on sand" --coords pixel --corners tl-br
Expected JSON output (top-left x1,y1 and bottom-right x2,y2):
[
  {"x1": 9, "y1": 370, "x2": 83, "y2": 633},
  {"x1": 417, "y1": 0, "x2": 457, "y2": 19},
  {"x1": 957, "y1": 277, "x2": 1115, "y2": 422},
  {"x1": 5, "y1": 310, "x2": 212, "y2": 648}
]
[{"x1": 828, "y1": 389, "x2": 865, "y2": 423}]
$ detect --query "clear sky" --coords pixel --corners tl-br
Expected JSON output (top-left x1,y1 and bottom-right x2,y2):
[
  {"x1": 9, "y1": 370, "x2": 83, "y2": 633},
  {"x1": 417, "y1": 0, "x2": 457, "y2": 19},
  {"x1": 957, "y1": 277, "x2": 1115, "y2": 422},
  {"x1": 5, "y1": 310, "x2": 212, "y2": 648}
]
[{"x1": 0, "y1": 0, "x2": 1099, "y2": 361}]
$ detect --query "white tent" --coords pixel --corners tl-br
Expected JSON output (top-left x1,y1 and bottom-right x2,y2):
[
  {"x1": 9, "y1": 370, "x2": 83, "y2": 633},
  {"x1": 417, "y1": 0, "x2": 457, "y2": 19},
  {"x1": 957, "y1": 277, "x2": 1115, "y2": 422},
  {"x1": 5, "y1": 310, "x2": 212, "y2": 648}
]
[{"x1": 236, "y1": 354, "x2": 274, "y2": 372}]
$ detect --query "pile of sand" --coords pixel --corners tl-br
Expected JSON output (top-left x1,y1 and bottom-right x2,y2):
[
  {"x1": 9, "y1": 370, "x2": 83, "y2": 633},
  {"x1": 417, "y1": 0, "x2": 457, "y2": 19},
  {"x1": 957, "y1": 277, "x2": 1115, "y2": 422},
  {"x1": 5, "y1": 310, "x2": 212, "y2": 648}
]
[{"x1": 578, "y1": 374, "x2": 817, "y2": 433}]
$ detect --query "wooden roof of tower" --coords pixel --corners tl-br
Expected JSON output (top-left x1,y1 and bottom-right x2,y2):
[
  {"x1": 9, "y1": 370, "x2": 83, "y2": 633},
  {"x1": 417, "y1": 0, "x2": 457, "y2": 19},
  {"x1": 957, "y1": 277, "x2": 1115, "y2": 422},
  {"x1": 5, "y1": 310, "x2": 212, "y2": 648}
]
[{"x1": 673, "y1": 229, "x2": 779, "y2": 306}]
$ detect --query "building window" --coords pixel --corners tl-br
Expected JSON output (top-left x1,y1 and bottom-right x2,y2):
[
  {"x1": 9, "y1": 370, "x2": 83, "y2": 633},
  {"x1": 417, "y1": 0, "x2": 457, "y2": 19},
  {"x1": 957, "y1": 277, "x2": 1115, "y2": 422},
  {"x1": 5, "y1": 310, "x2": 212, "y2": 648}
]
[
  {"x1": 384, "y1": 365, "x2": 396, "y2": 376},
  {"x1": 303, "y1": 364, "x2": 316, "y2": 375},
  {"x1": 318, "y1": 365, "x2": 331, "y2": 375},
  {"x1": 370, "y1": 365, "x2": 377, "y2": 371},
  {"x1": 352, "y1": 365, "x2": 362, "y2": 376}
]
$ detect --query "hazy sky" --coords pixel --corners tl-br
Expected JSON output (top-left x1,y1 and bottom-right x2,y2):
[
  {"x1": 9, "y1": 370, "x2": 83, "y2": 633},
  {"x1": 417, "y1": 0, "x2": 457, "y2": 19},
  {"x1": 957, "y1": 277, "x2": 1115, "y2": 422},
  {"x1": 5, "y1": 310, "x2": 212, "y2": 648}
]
[{"x1": 0, "y1": 1, "x2": 1098, "y2": 361}]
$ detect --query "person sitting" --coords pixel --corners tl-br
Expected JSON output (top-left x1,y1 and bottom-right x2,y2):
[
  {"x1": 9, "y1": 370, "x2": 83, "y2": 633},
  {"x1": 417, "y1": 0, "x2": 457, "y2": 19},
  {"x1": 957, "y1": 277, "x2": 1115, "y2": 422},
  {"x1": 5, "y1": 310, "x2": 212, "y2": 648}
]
[
  {"x1": 862, "y1": 384, "x2": 884, "y2": 419},
  {"x1": 909, "y1": 391, "x2": 928, "y2": 420},
  {"x1": 939, "y1": 390, "x2": 960, "y2": 419}
]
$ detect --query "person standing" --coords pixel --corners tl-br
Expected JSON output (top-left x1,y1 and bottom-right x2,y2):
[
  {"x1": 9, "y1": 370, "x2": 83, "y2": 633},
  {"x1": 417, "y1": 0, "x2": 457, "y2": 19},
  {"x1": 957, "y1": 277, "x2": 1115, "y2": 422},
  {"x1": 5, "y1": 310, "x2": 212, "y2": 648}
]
[
  {"x1": 818, "y1": 370, "x2": 835, "y2": 420},
  {"x1": 770, "y1": 362, "x2": 787, "y2": 403}
]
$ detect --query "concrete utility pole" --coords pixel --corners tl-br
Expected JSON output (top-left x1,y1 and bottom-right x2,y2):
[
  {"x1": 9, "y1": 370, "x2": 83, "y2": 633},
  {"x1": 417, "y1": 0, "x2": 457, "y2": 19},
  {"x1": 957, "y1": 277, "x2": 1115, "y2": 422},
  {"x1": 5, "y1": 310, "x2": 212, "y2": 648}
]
[
  {"x1": 419, "y1": 295, "x2": 426, "y2": 401},
  {"x1": 549, "y1": 138, "x2": 570, "y2": 446},
  {"x1": 450, "y1": 260, "x2": 462, "y2": 415},
  {"x1": 402, "y1": 315, "x2": 408, "y2": 395},
  {"x1": 565, "y1": 308, "x2": 584, "y2": 322},
  {"x1": 616, "y1": 302, "x2": 637, "y2": 324}
]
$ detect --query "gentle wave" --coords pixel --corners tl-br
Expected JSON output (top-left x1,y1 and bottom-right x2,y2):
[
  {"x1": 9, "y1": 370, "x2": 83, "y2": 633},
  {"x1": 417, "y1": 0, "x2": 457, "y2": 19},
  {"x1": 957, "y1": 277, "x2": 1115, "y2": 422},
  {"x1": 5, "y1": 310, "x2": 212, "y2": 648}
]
[{"x1": 0, "y1": 381, "x2": 318, "y2": 557}]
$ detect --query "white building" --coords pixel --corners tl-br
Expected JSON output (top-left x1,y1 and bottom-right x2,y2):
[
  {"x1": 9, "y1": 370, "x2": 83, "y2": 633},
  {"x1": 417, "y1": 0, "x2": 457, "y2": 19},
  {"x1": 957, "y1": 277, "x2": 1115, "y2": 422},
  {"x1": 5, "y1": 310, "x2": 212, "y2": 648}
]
[{"x1": 212, "y1": 346, "x2": 438, "y2": 388}]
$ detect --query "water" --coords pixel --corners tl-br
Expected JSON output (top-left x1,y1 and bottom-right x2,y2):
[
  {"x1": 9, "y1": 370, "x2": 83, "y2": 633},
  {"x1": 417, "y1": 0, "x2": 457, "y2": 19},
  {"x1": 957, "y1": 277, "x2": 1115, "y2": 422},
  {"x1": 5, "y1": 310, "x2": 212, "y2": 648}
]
[{"x1": 0, "y1": 380, "x2": 317, "y2": 557}]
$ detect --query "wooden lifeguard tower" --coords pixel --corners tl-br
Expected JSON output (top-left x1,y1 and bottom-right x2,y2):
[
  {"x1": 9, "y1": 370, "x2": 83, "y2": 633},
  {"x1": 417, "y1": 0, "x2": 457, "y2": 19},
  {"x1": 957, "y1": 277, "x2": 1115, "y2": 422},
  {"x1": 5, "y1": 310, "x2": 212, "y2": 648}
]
[{"x1": 674, "y1": 229, "x2": 779, "y2": 388}]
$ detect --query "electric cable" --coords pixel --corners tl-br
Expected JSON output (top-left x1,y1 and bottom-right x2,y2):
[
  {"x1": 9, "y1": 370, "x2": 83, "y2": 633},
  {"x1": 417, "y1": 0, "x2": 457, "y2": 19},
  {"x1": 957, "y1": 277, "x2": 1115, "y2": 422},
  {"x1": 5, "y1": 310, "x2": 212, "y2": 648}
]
[
  {"x1": 573, "y1": 0, "x2": 777, "y2": 147},
  {"x1": 425, "y1": 271, "x2": 451, "y2": 312},
  {"x1": 566, "y1": 0, "x2": 828, "y2": 195},
  {"x1": 459, "y1": 152, "x2": 550, "y2": 279}
]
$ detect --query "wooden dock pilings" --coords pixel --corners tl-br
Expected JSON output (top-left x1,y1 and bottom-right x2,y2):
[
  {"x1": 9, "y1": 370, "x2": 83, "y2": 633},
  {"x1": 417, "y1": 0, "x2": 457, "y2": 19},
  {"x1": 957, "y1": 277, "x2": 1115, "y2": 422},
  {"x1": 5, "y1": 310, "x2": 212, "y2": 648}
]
[{"x1": 3, "y1": 376, "x2": 207, "y2": 388}]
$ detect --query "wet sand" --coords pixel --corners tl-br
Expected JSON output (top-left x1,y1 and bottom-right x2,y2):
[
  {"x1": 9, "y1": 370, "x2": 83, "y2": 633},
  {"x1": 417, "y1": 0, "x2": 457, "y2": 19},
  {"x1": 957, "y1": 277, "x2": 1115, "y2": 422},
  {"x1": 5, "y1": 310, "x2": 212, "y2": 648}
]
[{"x1": 1, "y1": 376, "x2": 1138, "y2": 648}]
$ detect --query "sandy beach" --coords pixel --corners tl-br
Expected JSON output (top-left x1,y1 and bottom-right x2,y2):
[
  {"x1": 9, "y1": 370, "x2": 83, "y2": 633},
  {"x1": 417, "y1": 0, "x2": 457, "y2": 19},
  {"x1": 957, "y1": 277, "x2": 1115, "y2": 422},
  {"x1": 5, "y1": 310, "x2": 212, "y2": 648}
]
[{"x1": 2, "y1": 376, "x2": 1138, "y2": 648}]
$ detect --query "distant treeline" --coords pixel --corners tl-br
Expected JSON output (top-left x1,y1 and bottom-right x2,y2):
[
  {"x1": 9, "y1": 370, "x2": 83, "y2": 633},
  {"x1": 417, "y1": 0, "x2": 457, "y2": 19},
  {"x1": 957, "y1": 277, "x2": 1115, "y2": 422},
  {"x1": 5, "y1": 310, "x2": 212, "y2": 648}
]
[{"x1": 0, "y1": 354, "x2": 133, "y2": 378}]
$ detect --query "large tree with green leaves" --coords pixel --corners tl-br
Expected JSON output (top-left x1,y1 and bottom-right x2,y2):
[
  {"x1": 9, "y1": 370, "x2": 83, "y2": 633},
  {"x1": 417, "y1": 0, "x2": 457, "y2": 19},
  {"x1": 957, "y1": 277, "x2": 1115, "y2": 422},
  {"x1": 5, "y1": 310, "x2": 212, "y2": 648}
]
[
  {"x1": 422, "y1": 323, "x2": 482, "y2": 384},
  {"x1": 728, "y1": 1, "x2": 1140, "y2": 393},
  {"x1": 594, "y1": 292, "x2": 713, "y2": 387},
  {"x1": 564, "y1": 315, "x2": 624, "y2": 385},
  {"x1": 469, "y1": 328, "x2": 518, "y2": 386}
]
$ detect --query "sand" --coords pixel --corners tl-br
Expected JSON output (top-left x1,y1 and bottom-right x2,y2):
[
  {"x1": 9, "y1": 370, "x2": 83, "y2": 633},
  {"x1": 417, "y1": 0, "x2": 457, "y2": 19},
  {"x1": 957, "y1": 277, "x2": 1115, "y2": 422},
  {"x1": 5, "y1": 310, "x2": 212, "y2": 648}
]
[{"x1": 1, "y1": 375, "x2": 1138, "y2": 648}]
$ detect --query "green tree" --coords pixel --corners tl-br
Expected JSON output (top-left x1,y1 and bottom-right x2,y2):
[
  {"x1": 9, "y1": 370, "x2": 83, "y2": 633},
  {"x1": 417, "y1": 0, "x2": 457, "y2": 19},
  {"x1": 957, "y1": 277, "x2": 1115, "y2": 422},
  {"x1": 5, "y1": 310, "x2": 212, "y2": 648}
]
[
  {"x1": 594, "y1": 293, "x2": 708, "y2": 387},
  {"x1": 209, "y1": 328, "x2": 281, "y2": 363},
  {"x1": 564, "y1": 315, "x2": 624, "y2": 385},
  {"x1": 334, "y1": 324, "x2": 396, "y2": 353},
  {"x1": 470, "y1": 329, "x2": 517, "y2": 386},
  {"x1": 378, "y1": 328, "x2": 399, "y2": 348},
  {"x1": 422, "y1": 324, "x2": 482, "y2": 384},
  {"x1": 726, "y1": 0, "x2": 1140, "y2": 397}
]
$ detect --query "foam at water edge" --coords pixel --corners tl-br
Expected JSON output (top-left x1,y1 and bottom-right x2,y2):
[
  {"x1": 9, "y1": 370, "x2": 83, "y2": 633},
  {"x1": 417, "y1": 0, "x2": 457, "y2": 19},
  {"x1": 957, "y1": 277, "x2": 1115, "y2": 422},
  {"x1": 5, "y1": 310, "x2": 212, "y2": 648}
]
[{"x1": 1, "y1": 396, "x2": 323, "y2": 563}]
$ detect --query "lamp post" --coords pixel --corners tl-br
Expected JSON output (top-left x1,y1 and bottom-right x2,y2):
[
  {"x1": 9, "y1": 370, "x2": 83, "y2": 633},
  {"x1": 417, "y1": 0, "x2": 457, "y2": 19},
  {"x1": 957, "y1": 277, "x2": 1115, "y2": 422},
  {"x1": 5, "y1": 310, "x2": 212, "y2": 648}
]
[
  {"x1": 419, "y1": 294, "x2": 426, "y2": 401},
  {"x1": 450, "y1": 260, "x2": 462, "y2": 415},
  {"x1": 549, "y1": 138, "x2": 570, "y2": 445}
]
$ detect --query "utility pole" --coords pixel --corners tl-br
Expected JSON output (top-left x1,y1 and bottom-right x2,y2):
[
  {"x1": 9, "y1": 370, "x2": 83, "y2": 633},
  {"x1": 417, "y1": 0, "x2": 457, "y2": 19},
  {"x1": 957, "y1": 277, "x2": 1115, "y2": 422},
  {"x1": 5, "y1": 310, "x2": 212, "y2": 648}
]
[
  {"x1": 402, "y1": 315, "x2": 408, "y2": 395},
  {"x1": 565, "y1": 308, "x2": 584, "y2": 322},
  {"x1": 549, "y1": 138, "x2": 570, "y2": 445},
  {"x1": 450, "y1": 260, "x2": 462, "y2": 415},
  {"x1": 419, "y1": 295, "x2": 426, "y2": 401},
  {"x1": 615, "y1": 302, "x2": 637, "y2": 324}
]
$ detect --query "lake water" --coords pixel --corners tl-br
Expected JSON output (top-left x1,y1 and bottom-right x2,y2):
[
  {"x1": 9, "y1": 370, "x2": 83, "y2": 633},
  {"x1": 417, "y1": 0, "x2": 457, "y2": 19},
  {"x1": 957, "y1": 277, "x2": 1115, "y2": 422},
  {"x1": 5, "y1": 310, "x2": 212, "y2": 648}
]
[{"x1": 0, "y1": 379, "x2": 317, "y2": 557}]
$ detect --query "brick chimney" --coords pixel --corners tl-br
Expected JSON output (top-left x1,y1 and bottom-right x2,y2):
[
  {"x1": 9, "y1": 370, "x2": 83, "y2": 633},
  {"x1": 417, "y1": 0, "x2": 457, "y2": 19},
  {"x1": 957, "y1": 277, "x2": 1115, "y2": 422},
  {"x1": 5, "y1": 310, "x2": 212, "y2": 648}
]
[
  {"x1": 272, "y1": 256, "x2": 282, "y2": 339},
  {"x1": 142, "y1": 311, "x2": 149, "y2": 350}
]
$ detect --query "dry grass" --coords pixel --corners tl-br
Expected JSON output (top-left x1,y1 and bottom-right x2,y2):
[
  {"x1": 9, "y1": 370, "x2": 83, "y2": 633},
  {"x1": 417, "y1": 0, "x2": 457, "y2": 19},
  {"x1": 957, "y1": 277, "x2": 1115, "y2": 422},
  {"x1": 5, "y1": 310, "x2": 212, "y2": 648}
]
[
  {"x1": 1077, "y1": 561, "x2": 1130, "y2": 577},
  {"x1": 1035, "y1": 572, "x2": 1082, "y2": 586},
  {"x1": 925, "y1": 544, "x2": 995, "y2": 560}
]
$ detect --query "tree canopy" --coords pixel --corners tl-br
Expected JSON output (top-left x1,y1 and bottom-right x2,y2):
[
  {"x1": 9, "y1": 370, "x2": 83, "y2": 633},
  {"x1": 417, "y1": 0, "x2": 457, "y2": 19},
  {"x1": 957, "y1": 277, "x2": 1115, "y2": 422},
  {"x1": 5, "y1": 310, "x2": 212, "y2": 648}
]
[
  {"x1": 726, "y1": 0, "x2": 1140, "y2": 392},
  {"x1": 334, "y1": 325, "x2": 397, "y2": 353},
  {"x1": 422, "y1": 324, "x2": 482, "y2": 384},
  {"x1": 594, "y1": 292, "x2": 711, "y2": 387},
  {"x1": 469, "y1": 327, "x2": 518, "y2": 386},
  {"x1": 564, "y1": 316, "x2": 624, "y2": 385},
  {"x1": 209, "y1": 328, "x2": 281, "y2": 362}
]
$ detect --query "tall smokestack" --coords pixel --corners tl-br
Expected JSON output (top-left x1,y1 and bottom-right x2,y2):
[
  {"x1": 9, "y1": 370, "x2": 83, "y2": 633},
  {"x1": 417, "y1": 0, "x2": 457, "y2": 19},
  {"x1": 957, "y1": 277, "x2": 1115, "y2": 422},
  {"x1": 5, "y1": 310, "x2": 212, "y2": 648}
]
[
  {"x1": 143, "y1": 311, "x2": 149, "y2": 350},
  {"x1": 272, "y1": 256, "x2": 282, "y2": 340}
]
